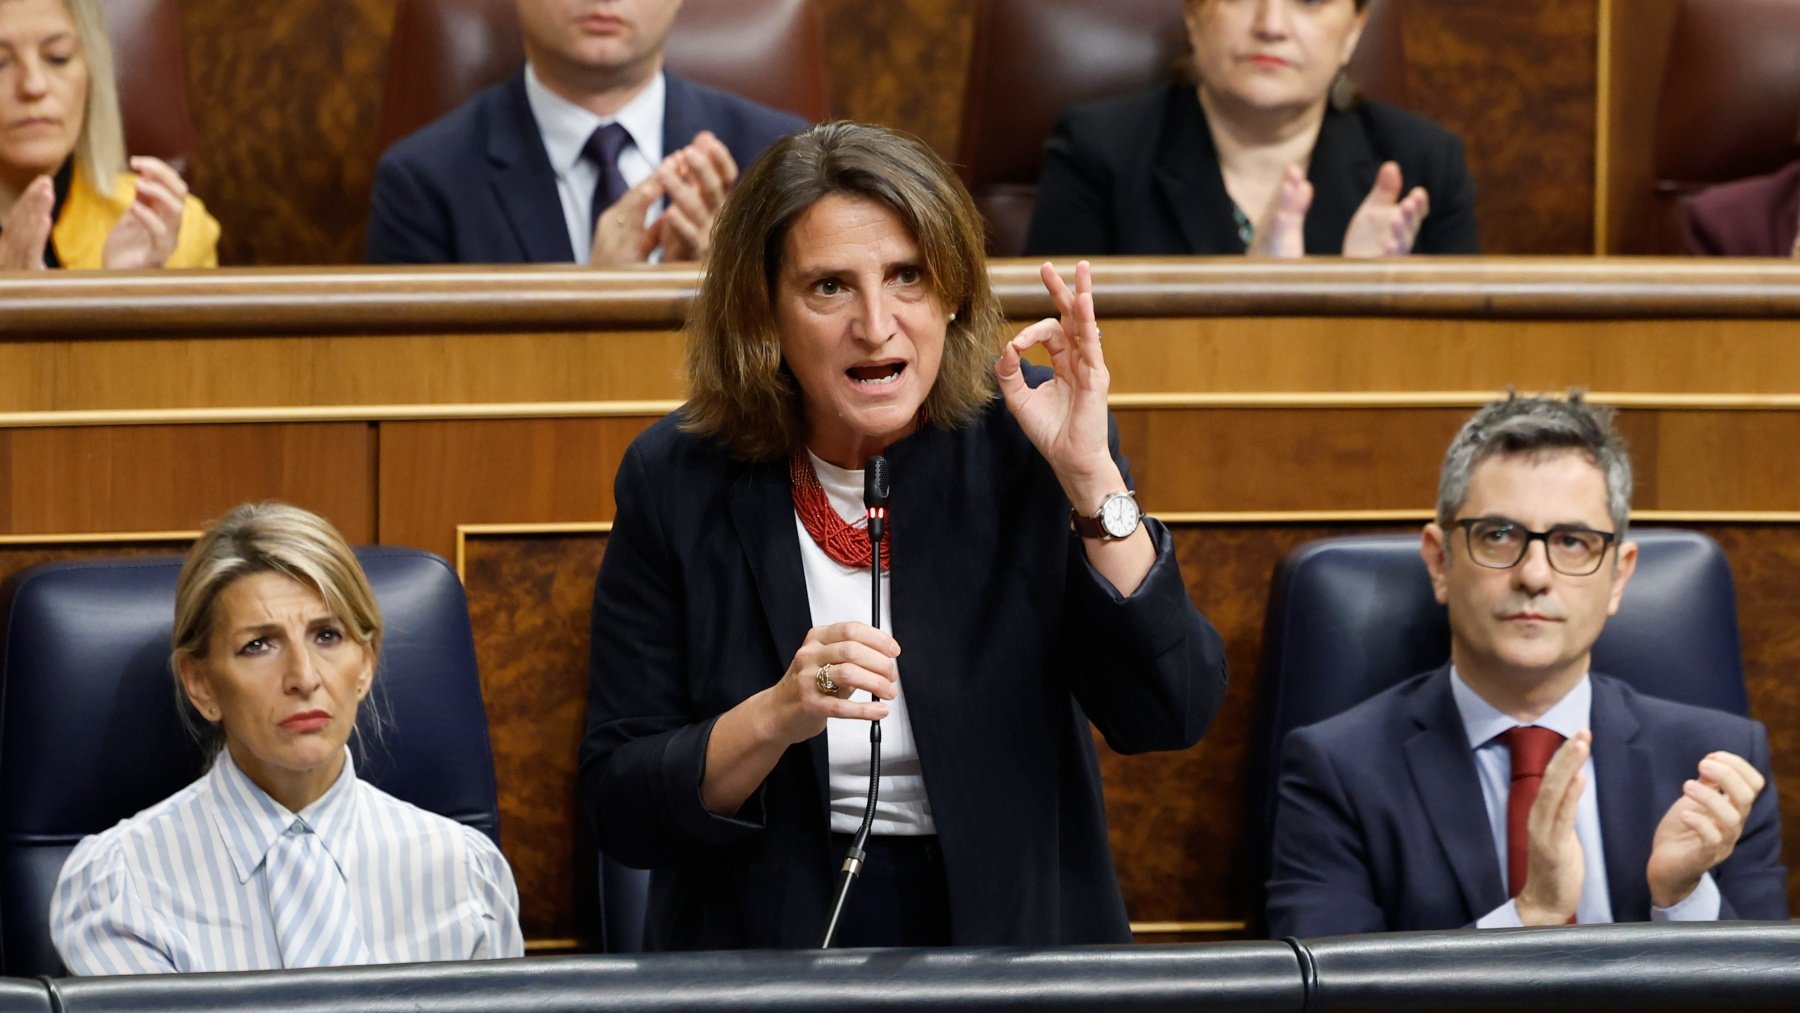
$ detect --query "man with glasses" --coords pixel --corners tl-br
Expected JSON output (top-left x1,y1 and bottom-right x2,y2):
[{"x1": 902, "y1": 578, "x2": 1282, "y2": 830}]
[{"x1": 1265, "y1": 393, "x2": 1787, "y2": 935}]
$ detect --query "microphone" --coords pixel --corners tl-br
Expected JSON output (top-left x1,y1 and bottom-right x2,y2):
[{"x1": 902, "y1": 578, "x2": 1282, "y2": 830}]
[{"x1": 819, "y1": 456, "x2": 890, "y2": 949}]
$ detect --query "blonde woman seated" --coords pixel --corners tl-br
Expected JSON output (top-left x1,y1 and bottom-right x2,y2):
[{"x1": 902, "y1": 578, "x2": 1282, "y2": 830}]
[
  {"x1": 51, "y1": 503, "x2": 522, "y2": 974},
  {"x1": 0, "y1": 0, "x2": 218, "y2": 269}
]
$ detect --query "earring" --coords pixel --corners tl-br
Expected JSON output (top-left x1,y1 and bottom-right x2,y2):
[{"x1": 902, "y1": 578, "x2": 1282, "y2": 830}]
[{"x1": 949, "y1": 311, "x2": 958, "y2": 322}]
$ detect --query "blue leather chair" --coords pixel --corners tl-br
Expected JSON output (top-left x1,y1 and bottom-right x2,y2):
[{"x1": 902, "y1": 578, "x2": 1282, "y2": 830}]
[
  {"x1": 0, "y1": 548, "x2": 502, "y2": 977},
  {"x1": 1245, "y1": 528, "x2": 1748, "y2": 930}
]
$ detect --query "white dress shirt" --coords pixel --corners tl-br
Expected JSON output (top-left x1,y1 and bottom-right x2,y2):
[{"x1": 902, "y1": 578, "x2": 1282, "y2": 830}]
[
  {"x1": 797, "y1": 452, "x2": 937, "y2": 836},
  {"x1": 1451, "y1": 668, "x2": 1719, "y2": 926},
  {"x1": 51, "y1": 748, "x2": 523, "y2": 974},
  {"x1": 523, "y1": 64, "x2": 665, "y2": 263}
]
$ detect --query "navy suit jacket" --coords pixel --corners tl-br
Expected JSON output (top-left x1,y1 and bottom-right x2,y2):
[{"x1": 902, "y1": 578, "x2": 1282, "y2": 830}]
[
  {"x1": 1025, "y1": 84, "x2": 1480, "y2": 256},
  {"x1": 579, "y1": 388, "x2": 1228, "y2": 950},
  {"x1": 1266, "y1": 667, "x2": 1788, "y2": 937},
  {"x1": 366, "y1": 70, "x2": 809, "y2": 264}
]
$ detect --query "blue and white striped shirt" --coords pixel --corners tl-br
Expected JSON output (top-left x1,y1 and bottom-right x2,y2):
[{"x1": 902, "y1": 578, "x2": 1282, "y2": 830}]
[{"x1": 51, "y1": 749, "x2": 523, "y2": 974}]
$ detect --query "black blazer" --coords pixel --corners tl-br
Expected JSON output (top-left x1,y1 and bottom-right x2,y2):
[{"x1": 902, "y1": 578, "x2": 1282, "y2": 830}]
[
  {"x1": 366, "y1": 71, "x2": 809, "y2": 264},
  {"x1": 580, "y1": 392, "x2": 1228, "y2": 949},
  {"x1": 1025, "y1": 84, "x2": 1479, "y2": 256},
  {"x1": 1266, "y1": 668, "x2": 1788, "y2": 937}
]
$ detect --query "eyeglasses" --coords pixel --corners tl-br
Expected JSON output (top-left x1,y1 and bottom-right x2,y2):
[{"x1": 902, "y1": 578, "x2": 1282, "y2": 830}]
[{"x1": 1454, "y1": 518, "x2": 1617, "y2": 576}]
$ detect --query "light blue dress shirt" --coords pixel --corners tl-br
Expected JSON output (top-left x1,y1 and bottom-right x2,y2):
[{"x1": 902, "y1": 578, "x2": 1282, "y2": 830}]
[
  {"x1": 523, "y1": 63, "x2": 667, "y2": 263},
  {"x1": 1450, "y1": 669, "x2": 1719, "y2": 926},
  {"x1": 51, "y1": 748, "x2": 523, "y2": 974}
]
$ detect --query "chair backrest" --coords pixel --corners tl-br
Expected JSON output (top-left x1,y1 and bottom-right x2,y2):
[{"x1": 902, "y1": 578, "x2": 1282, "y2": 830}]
[
  {"x1": 0, "y1": 548, "x2": 501, "y2": 977},
  {"x1": 955, "y1": 0, "x2": 1408, "y2": 256},
  {"x1": 1244, "y1": 528, "x2": 1747, "y2": 927},
  {"x1": 376, "y1": 0, "x2": 827, "y2": 153},
  {"x1": 1651, "y1": 0, "x2": 1800, "y2": 251},
  {"x1": 101, "y1": 0, "x2": 199, "y2": 174}
]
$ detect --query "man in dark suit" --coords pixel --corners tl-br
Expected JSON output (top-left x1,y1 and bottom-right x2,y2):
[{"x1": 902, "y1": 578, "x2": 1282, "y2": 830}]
[
  {"x1": 367, "y1": 0, "x2": 809, "y2": 265},
  {"x1": 1266, "y1": 394, "x2": 1787, "y2": 937}
]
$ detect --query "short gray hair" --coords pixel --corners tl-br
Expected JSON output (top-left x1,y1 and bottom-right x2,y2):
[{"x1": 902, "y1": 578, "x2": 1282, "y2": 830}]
[{"x1": 1436, "y1": 392, "x2": 1632, "y2": 537}]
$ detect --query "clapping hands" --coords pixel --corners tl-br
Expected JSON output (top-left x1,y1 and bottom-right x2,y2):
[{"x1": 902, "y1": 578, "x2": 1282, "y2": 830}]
[
  {"x1": 589, "y1": 131, "x2": 738, "y2": 266},
  {"x1": 101, "y1": 157, "x2": 191, "y2": 269},
  {"x1": 1248, "y1": 160, "x2": 1429, "y2": 258}
]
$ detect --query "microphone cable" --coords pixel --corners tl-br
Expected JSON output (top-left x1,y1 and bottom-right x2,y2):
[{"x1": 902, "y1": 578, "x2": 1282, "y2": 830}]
[{"x1": 819, "y1": 455, "x2": 889, "y2": 948}]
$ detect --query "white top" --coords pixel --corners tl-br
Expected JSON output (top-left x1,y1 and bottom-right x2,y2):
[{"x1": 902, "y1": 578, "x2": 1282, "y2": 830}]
[
  {"x1": 1451, "y1": 668, "x2": 1718, "y2": 926},
  {"x1": 796, "y1": 452, "x2": 936, "y2": 836},
  {"x1": 51, "y1": 748, "x2": 524, "y2": 974},
  {"x1": 523, "y1": 64, "x2": 665, "y2": 263}
]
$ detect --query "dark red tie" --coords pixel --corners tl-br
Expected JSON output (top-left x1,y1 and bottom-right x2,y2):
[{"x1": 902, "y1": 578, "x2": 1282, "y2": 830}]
[{"x1": 1498, "y1": 725, "x2": 1565, "y2": 899}]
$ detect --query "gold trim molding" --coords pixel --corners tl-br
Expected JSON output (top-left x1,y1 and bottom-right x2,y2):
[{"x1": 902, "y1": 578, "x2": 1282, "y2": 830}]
[
  {"x1": 1130, "y1": 920, "x2": 1248, "y2": 935},
  {"x1": 454, "y1": 522, "x2": 614, "y2": 580},
  {"x1": 17, "y1": 389, "x2": 1800, "y2": 430},
  {"x1": 0, "y1": 529, "x2": 198, "y2": 547}
]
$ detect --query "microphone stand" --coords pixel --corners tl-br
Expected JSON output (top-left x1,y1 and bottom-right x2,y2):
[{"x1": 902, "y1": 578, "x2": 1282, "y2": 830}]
[{"x1": 819, "y1": 458, "x2": 889, "y2": 948}]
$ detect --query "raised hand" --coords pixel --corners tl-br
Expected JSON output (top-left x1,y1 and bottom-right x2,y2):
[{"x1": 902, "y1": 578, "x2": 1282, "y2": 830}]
[
  {"x1": 1341, "y1": 160, "x2": 1429, "y2": 257},
  {"x1": 101, "y1": 157, "x2": 189, "y2": 269},
  {"x1": 655, "y1": 131, "x2": 737, "y2": 263},
  {"x1": 1248, "y1": 163, "x2": 1312, "y2": 258},
  {"x1": 0, "y1": 174, "x2": 55, "y2": 270},
  {"x1": 995, "y1": 260, "x2": 1115, "y2": 490},
  {"x1": 589, "y1": 174, "x2": 666, "y2": 266},
  {"x1": 1646, "y1": 750, "x2": 1765, "y2": 907},
  {"x1": 1514, "y1": 730, "x2": 1590, "y2": 926}
]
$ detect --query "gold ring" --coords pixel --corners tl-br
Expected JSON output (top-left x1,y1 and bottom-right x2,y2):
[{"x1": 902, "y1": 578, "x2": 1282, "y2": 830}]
[{"x1": 815, "y1": 663, "x2": 837, "y2": 694}]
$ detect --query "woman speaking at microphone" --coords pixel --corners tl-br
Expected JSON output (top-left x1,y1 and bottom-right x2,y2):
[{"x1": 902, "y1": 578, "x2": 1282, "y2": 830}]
[{"x1": 581, "y1": 122, "x2": 1226, "y2": 950}]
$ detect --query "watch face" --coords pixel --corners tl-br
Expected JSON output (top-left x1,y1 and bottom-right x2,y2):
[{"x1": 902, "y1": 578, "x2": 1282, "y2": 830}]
[{"x1": 1099, "y1": 493, "x2": 1140, "y2": 538}]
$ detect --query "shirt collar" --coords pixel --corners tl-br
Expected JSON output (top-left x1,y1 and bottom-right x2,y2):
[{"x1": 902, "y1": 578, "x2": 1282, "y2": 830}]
[
  {"x1": 204, "y1": 747, "x2": 361, "y2": 884},
  {"x1": 1450, "y1": 665, "x2": 1593, "y2": 749},
  {"x1": 523, "y1": 63, "x2": 666, "y2": 176}
]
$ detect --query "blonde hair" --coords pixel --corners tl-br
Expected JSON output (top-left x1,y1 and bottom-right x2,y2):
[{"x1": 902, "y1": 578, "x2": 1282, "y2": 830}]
[
  {"x1": 62, "y1": 0, "x2": 127, "y2": 197},
  {"x1": 171, "y1": 502, "x2": 383, "y2": 758},
  {"x1": 682, "y1": 122, "x2": 1006, "y2": 462}
]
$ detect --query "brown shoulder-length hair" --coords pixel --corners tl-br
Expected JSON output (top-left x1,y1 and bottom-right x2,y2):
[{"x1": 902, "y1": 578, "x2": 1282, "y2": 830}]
[{"x1": 682, "y1": 121, "x2": 1006, "y2": 463}]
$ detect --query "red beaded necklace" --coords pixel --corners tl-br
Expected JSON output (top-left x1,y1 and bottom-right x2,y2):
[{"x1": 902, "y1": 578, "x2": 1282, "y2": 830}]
[{"x1": 789, "y1": 450, "x2": 889, "y2": 571}]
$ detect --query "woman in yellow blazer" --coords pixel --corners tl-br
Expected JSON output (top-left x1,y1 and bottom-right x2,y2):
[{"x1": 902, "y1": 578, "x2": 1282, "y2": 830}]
[{"x1": 0, "y1": 0, "x2": 218, "y2": 269}]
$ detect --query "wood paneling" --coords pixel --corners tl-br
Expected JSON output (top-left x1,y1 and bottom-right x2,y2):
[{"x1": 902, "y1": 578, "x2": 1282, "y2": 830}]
[
  {"x1": 462, "y1": 532, "x2": 608, "y2": 941},
  {"x1": 1598, "y1": 0, "x2": 1683, "y2": 253},
  {"x1": 0, "y1": 424, "x2": 374, "y2": 538},
  {"x1": 179, "y1": 0, "x2": 394, "y2": 266},
  {"x1": 818, "y1": 0, "x2": 975, "y2": 158},
  {"x1": 378, "y1": 419, "x2": 651, "y2": 560},
  {"x1": 6, "y1": 261, "x2": 1800, "y2": 416},
  {"x1": 1402, "y1": 0, "x2": 1600, "y2": 254}
]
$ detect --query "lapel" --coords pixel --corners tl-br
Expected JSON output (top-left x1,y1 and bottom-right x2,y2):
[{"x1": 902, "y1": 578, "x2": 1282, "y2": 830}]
[
  {"x1": 486, "y1": 72, "x2": 576, "y2": 263},
  {"x1": 876, "y1": 425, "x2": 984, "y2": 791},
  {"x1": 1401, "y1": 667, "x2": 1506, "y2": 920},
  {"x1": 1303, "y1": 105, "x2": 1378, "y2": 256},
  {"x1": 723, "y1": 456, "x2": 829, "y2": 802},
  {"x1": 661, "y1": 73, "x2": 704, "y2": 153},
  {"x1": 1152, "y1": 88, "x2": 1245, "y2": 253},
  {"x1": 1589, "y1": 673, "x2": 1654, "y2": 921}
]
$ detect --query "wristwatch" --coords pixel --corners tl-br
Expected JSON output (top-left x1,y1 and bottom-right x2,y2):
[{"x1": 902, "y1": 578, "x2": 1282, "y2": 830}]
[{"x1": 1070, "y1": 490, "x2": 1141, "y2": 540}]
